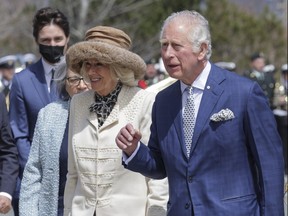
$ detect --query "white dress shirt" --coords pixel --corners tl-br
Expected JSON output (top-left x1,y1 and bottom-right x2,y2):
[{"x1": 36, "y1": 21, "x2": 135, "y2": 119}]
[{"x1": 180, "y1": 61, "x2": 211, "y2": 119}]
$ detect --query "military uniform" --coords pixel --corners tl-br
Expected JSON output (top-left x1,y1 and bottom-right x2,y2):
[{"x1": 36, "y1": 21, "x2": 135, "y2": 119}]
[
  {"x1": 248, "y1": 69, "x2": 275, "y2": 108},
  {"x1": 22, "y1": 53, "x2": 36, "y2": 67},
  {"x1": 0, "y1": 55, "x2": 17, "y2": 110},
  {"x1": 244, "y1": 52, "x2": 275, "y2": 109},
  {"x1": 273, "y1": 64, "x2": 288, "y2": 174}
]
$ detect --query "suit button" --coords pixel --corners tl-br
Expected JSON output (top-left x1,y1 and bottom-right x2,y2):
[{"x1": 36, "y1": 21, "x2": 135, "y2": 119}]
[
  {"x1": 188, "y1": 176, "x2": 193, "y2": 183},
  {"x1": 185, "y1": 203, "x2": 190, "y2": 209}
]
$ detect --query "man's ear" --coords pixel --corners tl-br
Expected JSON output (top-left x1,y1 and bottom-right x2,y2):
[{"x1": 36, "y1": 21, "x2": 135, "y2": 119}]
[{"x1": 198, "y1": 43, "x2": 208, "y2": 60}]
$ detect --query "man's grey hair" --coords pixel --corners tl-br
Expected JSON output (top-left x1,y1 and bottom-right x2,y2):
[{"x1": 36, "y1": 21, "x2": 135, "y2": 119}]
[{"x1": 160, "y1": 10, "x2": 212, "y2": 60}]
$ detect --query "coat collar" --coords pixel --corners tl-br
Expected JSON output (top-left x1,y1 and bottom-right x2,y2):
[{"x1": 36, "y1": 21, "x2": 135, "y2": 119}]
[
  {"x1": 29, "y1": 60, "x2": 54, "y2": 104},
  {"x1": 87, "y1": 86, "x2": 140, "y2": 131}
]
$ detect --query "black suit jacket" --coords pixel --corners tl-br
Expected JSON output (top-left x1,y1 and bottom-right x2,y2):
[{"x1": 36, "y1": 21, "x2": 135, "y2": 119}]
[{"x1": 0, "y1": 92, "x2": 18, "y2": 196}]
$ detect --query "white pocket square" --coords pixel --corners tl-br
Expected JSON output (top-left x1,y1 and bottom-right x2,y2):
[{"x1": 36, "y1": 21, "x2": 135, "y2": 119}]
[{"x1": 210, "y1": 108, "x2": 235, "y2": 122}]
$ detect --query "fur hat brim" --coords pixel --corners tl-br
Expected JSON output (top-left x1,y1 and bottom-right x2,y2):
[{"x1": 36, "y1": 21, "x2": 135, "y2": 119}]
[{"x1": 66, "y1": 41, "x2": 146, "y2": 80}]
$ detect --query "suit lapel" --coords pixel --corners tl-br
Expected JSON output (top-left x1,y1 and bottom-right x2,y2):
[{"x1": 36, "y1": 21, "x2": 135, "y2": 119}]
[
  {"x1": 168, "y1": 81, "x2": 187, "y2": 157},
  {"x1": 190, "y1": 65, "x2": 225, "y2": 154},
  {"x1": 30, "y1": 60, "x2": 50, "y2": 104}
]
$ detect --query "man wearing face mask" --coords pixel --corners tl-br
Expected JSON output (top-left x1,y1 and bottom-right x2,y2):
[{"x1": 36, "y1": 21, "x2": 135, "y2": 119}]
[{"x1": 9, "y1": 7, "x2": 70, "y2": 216}]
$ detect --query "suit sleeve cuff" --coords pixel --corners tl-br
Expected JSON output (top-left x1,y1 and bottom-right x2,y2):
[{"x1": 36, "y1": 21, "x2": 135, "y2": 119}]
[{"x1": 122, "y1": 142, "x2": 141, "y2": 165}]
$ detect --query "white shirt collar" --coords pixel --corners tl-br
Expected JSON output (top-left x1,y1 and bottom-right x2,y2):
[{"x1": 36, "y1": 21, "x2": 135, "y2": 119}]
[{"x1": 180, "y1": 61, "x2": 211, "y2": 93}]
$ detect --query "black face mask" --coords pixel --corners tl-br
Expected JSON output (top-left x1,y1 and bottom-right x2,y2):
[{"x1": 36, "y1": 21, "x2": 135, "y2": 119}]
[{"x1": 39, "y1": 44, "x2": 65, "y2": 64}]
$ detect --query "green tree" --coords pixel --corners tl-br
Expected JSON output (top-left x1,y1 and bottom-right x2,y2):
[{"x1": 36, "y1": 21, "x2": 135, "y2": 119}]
[
  {"x1": 0, "y1": 0, "x2": 286, "y2": 77},
  {"x1": 203, "y1": 0, "x2": 287, "y2": 74}
]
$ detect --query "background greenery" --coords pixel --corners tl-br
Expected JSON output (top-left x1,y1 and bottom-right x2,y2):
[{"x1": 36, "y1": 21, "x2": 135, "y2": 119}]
[{"x1": 0, "y1": 0, "x2": 287, "y2": 76}]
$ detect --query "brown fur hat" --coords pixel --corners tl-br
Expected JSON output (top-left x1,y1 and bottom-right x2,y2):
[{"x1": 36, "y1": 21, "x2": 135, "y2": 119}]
[{"x1": 66, "y1": 26, "x2": 146, "y2": 80}]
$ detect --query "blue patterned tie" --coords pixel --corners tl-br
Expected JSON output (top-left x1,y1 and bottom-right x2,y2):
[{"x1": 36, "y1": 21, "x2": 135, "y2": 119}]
[{"x1": 183, "y1": 86, "x2": 195, "y2": 157}]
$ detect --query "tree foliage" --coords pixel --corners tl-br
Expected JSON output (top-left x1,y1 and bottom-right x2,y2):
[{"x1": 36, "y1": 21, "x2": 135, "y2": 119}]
[
  {"x1": 0, "y1": 0, "x2": 286, "y2": 74},
  {"x1": 203, "y1": 0, "x2": 287, "y2": 73}
]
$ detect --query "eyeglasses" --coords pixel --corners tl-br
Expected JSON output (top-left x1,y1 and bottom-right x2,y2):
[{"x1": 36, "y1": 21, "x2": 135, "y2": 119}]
[{"x1": 66, "y1": 76, "x2": 90, "y2": 86}]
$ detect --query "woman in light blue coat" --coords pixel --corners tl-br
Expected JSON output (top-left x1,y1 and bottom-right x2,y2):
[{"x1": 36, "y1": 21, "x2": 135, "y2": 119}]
[{"x1": 19, "y1": 61, "x2": 90, "y2": 216}]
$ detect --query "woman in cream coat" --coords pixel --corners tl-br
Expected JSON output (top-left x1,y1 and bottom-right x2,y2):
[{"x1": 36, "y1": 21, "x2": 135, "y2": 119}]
[{"x1": 64, "y1": 26, "x2": 168, "y2": 216}]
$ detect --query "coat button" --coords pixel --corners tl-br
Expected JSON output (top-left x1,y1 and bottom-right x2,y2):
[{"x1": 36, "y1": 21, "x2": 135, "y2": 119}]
[
  {"x1": 185, "y1": 203, "x2": 190, "y2": 209},
  {"x1": 188, "y1": 175, "x2": 193, "y2": 183}
]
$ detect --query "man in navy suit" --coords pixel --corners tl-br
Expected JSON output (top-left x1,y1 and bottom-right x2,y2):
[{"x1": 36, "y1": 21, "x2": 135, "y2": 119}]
[
  {"x1": 9, "y1": 7, "x2": 70, "y2": 215},
  {"x1": 0, "y1": 92, "x2": 18, "y2": 214},
  {"x1": 116, "y1": 10, "x2": 284, "y2": 215}
]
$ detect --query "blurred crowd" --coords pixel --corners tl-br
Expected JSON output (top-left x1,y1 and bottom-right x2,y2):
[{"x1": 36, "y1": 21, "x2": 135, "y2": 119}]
[
  {"x1": 2, "y1": 52, "x2": 287, "y2": 137},
  {"x1": 138, "y1": 58, "x2": 168, "y2": 89},
  {"x1": 1, "y1": 52, "x2": 287, "y2": 165},
  {"x1": 1, "y1": 52, "x2": 287, "y2": 114},
  {"x1": 0, "y1": 53, "x2": 37, "y2": 109}
]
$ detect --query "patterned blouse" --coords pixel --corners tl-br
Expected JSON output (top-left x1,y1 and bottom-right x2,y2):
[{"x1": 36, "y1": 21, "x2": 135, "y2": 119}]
[{"x1": 89, "y1": 82, "x2": 122, "y2": 127}]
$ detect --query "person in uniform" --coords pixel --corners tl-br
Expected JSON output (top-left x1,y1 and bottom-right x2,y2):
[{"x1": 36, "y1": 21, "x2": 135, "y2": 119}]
[
  {"x1": 244, "y1": 52, "x2": 275, "y2": 109},
  {"x1": 273, "y1": 63, "x2": 288, "y2": 175},
  {"x1": 0, "y1": 55, "x2": 17, "y2": 109},
  {"x1": 22, "y1": 53, "x2": 37, "y2": 68}
]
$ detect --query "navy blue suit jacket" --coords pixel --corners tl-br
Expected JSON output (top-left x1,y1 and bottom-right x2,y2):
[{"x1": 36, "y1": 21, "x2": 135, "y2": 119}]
[
  {"x1": 9, "y1": 59, "x2": 58, "y2": 179},
  {"x1": 0, "y1": 92, "x2": 18, "y2": 196},
  {"x1": 127, "y1": 64, "x2": 284, "y2": 216}
]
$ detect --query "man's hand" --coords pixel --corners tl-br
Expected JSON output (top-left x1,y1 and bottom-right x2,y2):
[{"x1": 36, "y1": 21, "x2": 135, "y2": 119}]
[
  {"x1": 0, "y1": 195, "x2": 12, "y2": 214},
  {"x1": 116, "y1": 123, "x2": 142, "y2": 156}
]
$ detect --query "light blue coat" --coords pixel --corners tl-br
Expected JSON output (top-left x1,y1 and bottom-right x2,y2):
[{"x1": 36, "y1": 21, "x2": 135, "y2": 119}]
[{"x1": 19, "y1": 100, "x2": 69, "y2": 216}]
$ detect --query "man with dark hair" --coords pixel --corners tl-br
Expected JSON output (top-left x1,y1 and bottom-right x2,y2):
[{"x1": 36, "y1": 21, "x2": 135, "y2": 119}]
[{"x1": 9, "y1": 7, "x2": 70, "y2": 215}]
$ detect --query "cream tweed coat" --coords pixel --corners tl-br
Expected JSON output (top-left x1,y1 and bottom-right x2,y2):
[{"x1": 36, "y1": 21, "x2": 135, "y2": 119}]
[{"x1": 64, "y1": 86, "x2": 168, "y2": 216}]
